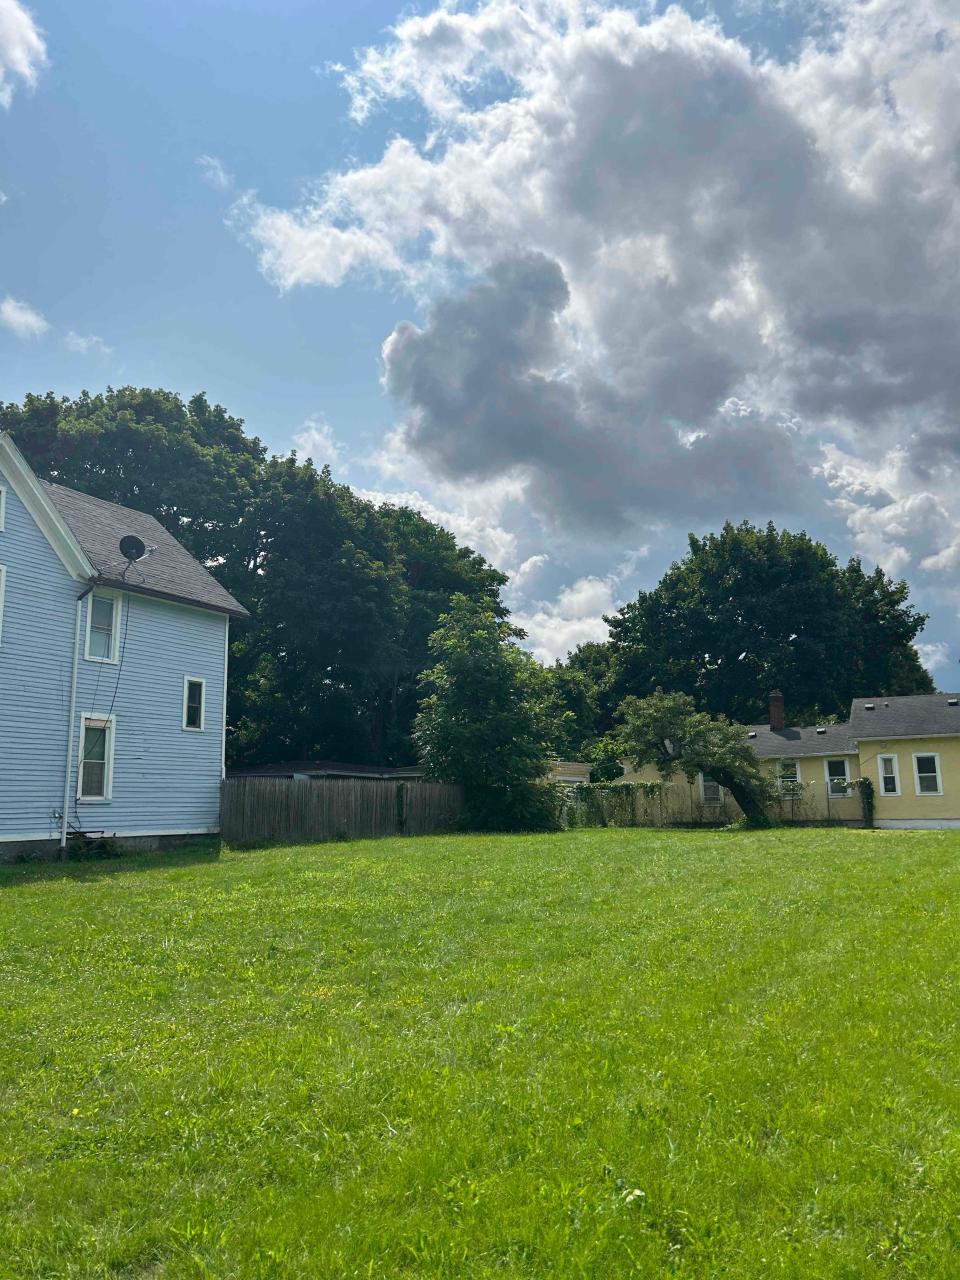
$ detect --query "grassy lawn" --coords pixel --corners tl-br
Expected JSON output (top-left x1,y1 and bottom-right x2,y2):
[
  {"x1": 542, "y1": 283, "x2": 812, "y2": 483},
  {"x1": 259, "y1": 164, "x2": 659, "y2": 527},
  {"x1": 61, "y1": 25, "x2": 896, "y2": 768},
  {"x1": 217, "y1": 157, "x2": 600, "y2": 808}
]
[{"x1": 2, "y1": 828, "x2": 960, "y2": 1278}]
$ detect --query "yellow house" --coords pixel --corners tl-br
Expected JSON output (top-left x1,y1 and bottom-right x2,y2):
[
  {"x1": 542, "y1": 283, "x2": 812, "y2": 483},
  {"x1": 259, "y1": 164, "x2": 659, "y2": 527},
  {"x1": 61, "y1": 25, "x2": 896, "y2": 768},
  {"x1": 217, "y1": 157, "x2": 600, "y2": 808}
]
[{"x1": 618, "y1": 691, "x2": 960, "y2": 829}]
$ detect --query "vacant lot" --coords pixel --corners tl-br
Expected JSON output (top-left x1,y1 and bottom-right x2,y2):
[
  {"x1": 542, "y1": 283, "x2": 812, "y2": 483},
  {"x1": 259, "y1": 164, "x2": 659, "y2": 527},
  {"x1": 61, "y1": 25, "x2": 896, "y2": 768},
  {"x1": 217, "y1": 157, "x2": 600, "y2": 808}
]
[{"x1": 2, "y1": 828, "x2": 959, "y2": 1278}]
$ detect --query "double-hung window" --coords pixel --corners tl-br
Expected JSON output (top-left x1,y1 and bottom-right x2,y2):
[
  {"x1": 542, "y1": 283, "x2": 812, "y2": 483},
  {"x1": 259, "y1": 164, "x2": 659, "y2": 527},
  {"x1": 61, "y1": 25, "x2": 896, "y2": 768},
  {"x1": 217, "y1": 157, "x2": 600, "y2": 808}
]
[
  {"x1": 778, "y1": 759, "x2": 801, "y2": 795},
  {"x1": 878, "y1": 754, "x2": 900, "y2": 796},
  {"x1": 183, "y1": 677, "x2": 205, "y2": 731},
  {"x1": 78, "y1": 716, "x2": 115, "y2": 801},
  {"x1": 913, "y1": 753, "x2": 943, "y2": 796},
  {"x1": 700, "y1": 774, "x2": 722, "y2": 805},
  {"x1": 85, "y1": 592, "x2": 120, "y2": 663},
  {"x1": 824, "y1": 758, "x2": 851, "y2": 796}
]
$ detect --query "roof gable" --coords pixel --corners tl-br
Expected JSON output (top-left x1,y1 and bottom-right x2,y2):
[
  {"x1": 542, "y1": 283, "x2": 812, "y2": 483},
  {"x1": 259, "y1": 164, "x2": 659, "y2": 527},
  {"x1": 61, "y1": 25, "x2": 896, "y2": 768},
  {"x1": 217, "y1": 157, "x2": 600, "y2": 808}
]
[
  {"x1": 0, "y1": 434, "x2": 95, "y2": 581},
  {"x1": 42, "y1": 482, "x2": 248, "y2": 618},
  {"x1": 0, "y1": 431, "x2": 247, "y2": 618}
]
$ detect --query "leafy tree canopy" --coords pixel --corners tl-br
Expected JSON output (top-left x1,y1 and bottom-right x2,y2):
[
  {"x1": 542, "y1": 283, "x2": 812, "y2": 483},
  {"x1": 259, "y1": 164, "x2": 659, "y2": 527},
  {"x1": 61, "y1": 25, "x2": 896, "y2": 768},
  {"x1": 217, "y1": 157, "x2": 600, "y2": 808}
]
[
  {"x1": 4, "y1": 388, "x2": 507, "y2": 768},
  {"x1": 0, "y1": 387, "x2": 264, "y2": 567},
  {"x1": 414, "y1": 595, "x2": 556, "y2": 829},
  {"x1": 615, "y1": 690, "x2": 774, "y2": 825},
  {"x1": 603, "y1": 522, "x2": 932, "y2": 726}
]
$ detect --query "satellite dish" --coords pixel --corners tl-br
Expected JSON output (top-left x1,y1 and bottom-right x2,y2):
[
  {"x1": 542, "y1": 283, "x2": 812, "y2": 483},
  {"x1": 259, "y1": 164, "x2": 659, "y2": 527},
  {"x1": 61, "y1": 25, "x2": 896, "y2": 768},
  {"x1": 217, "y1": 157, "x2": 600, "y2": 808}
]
[{"x1": 119, "y1": 534, "x2": 147, "y2": 562}]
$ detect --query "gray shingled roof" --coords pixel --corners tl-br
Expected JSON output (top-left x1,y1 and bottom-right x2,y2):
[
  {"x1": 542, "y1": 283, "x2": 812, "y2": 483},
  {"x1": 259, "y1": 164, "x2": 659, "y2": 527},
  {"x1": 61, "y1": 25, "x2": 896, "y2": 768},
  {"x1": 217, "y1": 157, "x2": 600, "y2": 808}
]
[
  {"x1": 848, "y1": 694, "x2": 960, "y2": 739},
  {"x1": 744, "y1": 723, "x2": 859, "y2": 758},
  {"x1": 43, "y1": 481, "x2": 249, "y2": 618}
]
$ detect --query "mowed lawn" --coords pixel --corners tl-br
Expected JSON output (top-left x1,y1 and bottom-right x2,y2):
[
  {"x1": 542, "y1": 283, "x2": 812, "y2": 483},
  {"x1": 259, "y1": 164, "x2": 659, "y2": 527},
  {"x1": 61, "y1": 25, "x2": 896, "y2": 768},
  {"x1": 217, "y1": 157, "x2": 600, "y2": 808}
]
[{"x1": 2, "y1": 830, "x2": 960, "y2": 1278}]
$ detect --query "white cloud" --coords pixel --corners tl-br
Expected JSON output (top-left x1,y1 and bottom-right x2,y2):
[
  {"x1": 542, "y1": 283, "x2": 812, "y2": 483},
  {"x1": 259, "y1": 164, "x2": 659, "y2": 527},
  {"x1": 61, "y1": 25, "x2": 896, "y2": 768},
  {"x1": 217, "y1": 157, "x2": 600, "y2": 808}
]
[
  {"x1": 0, "y1": 0, "x2": 46, "y2": 109},
  {"x1": 64, "y1": 330, "x2": 111, "y2": 356},
  {"x1": 357, "y1": 484, "x2": 520, "y2": 569},
  {"x1": 511, "y1": 553, "x2": 549, "y2": 588},
  {"x1": 232, "y1": 0, "x2": 960, "y2": 661},
  {"x1": 916, "y1": 641, "x2": 951, "y2": 676},
  {"x1": 0, "y1": 190, "x2": 7, "y2": 206},
  {"x1": 0, "y1": 294, "x2": 48, "y2": 338},
  {"x1": 292, "y1": 415, "x2": 343, "y2": 469},
  {"x1": 233, "y1": 0, "x2": 960, "y2": 536},
  {"x1": 196, "y1": 154, "x2": 233, "y2": 190},
  {"x1": 514, "y1": 573, "x2": 623, "y2": 664}
]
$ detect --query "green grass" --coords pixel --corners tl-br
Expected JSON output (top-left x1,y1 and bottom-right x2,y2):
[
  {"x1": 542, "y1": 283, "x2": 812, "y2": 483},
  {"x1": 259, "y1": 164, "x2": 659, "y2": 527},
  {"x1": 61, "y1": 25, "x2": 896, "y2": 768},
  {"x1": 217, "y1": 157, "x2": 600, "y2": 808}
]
[{"x1": 2, "y1": 828, "x2": 960, "y2": 1278}]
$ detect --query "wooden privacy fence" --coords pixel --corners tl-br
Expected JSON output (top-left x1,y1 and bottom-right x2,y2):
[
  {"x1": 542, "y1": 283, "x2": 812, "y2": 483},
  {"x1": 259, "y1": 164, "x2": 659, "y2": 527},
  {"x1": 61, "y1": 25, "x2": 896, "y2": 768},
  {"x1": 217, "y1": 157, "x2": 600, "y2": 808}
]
[{"x1": 220, "y1": 776, "x2": 464, "y2": 846}]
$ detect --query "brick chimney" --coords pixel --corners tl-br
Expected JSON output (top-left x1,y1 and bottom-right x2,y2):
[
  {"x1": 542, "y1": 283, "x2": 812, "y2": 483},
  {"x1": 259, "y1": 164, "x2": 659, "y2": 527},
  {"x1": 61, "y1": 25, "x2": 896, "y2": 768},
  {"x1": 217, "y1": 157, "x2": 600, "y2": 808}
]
[{"x1": 768, "y1": 689, "x2": 785, "y2": 732}]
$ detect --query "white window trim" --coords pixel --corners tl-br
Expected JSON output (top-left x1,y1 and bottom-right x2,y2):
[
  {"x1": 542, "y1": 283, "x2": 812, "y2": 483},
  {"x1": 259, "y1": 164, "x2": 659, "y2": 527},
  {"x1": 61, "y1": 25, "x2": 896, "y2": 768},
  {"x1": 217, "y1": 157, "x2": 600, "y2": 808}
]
[
  {"x1": 698, "y1": 772, "x2": 722, "y2": 804},
  {"x1": 182, "y1": 675, "x2": 206, "y2": 731},
  {"x1": 0, "y1": 564, "x2": 5, "y2": 644},
  {"x1": 877, "y1": 753, "x2": 901, "y2": 798},
  {"x1": 0, "y1": 485, "x2": 6, "y2": 531},
  {"x1": 778, "y1": 759, "x2": 801, "y2": 792},
  {"x1": 823, "y1": 757, "x2": 852, "y2": 796},
  {"x1": 77, "y1": 713, "x2": 116, "y2": 802},
  {"x1": 84, "y1": 590, "x2": 122, "y2": 664},
  {"x1": 912, "y1": 751, "x2": 943, "y2": 797}
]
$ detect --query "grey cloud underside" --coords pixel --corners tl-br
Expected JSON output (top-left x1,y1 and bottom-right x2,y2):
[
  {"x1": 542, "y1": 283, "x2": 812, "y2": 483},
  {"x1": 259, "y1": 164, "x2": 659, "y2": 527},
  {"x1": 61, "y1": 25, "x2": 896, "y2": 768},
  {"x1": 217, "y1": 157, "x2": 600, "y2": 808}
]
[
  {"x1": 383, "y1": 254, "x2": 811, "y2": 530},
  {"x1": 241, "y1": 0, "x2": 960, "y2": 573}
]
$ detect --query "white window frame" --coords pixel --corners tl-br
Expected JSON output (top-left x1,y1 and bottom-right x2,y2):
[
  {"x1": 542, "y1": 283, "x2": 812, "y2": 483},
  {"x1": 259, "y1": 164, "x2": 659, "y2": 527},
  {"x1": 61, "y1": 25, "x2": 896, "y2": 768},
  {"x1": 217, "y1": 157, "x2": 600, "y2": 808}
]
[
  {"x1": 778, "y1": 759, "x2": 801, "y2": 793},
  {"x1": 823, "y1": 757, "x2": 851, "y2": 797},
  {"x1": 182, "y1": 676, "x2": 206, "y2": 731},
  {"x1": 912, "y1": 751, "x2": 943, "y2": 797},
  {"x1": 0, "y1": 564, "x2": 5, "y2": 644},
  {"x1": 699, "y1": 772, "x2": 722, "y2": 805},
  {"x1": 77, "y1": 714, "x2": 116, "y2": 802},
  {"x1": 84, "y1": 590, "x2": 122, "y2": 664},
  {"x1": 0, "y1": 485, "x2": 6, "y2": 531},
  {"x1": 877, "y1": 754, "x2": 901, "y2": 797}
]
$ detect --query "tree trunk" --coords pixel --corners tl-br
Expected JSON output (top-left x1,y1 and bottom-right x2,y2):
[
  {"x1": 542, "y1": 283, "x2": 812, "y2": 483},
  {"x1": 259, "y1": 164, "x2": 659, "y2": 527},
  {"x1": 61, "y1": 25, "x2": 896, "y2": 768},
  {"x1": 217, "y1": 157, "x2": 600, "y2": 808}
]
[{"x1": 713, "y1": 770, "x2": 770, "y2": 826}]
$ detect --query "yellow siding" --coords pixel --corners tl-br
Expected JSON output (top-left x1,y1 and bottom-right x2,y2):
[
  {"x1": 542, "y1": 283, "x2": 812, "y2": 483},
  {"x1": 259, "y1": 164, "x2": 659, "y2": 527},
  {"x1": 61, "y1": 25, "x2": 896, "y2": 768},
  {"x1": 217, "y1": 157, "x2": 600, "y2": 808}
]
[
  {"x1": 547, "y1": 760, "x2": 592, "y2": 785},
  {"x1": 857, "y1": 736, "x2": 960, "y2": 826},
  {"x1": 620, "y1": 756, "x2": 863, "y2": 824}
]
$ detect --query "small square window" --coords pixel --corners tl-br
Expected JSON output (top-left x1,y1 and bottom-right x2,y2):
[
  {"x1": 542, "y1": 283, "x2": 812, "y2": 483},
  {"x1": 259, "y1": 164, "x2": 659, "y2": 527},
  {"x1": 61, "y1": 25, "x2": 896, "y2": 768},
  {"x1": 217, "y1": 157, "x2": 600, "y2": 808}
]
[{"x1": 183, "y1": 678, "x2": 205, "y2": 731}]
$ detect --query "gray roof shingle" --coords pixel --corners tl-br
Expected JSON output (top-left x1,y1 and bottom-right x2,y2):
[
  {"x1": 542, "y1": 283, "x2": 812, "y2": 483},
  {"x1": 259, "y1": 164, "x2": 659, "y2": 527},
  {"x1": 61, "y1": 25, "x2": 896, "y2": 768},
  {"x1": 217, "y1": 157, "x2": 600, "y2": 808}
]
[
  {"x1": 744, "y1": 723, "x2": 859, "y2": 758},
  {"x1": 43, "y1": 481, "x2": 249, "y2": 618},
  {"x1": 848, "y1": 694, "x2": 960, "y2": 739}
]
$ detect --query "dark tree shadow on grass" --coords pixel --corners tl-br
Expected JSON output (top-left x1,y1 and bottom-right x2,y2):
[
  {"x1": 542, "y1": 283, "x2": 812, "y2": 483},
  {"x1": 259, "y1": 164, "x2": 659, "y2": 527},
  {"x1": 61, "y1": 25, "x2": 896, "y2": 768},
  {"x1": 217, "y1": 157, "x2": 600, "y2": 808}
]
[{"x1": 0, "y1": 838, "x2": 222, "y2": 888}]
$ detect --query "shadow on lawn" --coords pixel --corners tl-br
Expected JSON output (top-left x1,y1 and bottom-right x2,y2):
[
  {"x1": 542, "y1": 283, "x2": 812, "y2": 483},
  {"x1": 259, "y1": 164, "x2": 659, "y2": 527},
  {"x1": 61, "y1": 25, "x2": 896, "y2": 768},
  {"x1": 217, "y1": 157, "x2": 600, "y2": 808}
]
[{"x1": 0, "y1": 838, "x2": 222, "y2": 888}]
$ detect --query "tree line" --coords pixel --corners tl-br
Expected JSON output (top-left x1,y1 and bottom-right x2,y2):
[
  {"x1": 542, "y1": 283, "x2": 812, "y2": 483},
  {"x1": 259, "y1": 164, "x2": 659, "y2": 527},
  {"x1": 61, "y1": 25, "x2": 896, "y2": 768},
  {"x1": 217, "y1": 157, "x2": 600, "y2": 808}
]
[{"x1": 2, "y1": 387, "x2": 933, "y2": 789}]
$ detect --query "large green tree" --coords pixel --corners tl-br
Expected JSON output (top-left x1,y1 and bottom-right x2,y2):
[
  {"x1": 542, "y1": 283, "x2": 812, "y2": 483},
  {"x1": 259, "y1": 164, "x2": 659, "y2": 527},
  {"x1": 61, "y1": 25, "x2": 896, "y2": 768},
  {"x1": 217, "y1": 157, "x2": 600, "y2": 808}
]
[
  {"x1": 615, "y1": 690, "x2": 774, "y2": 825},
  {"x1": 4, "y1": 387, "x2": 509, "y2": 767},
  {"x1": 228, "y1": 456, "x2": 407, "y2": 766},
  {"x1": 373, "y1": 504, "x2": 508, "y2": 761},
  {"x1": 604, "y1": 522, "x2": 932, "y2": 726},
  {"x1": 0, "y1": 387, "x2": 264, "y2": 570},
  {"x1": 414, "y1": 595, "x2": 555, "y2": 830}
]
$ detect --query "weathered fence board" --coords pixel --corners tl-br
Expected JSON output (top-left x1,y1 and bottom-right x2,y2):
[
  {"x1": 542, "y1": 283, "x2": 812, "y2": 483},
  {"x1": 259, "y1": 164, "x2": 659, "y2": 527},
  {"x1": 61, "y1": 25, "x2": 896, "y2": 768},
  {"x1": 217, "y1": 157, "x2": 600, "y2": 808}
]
[{"x1": 221, "y1": 777, "x2": 463, "y2": 846}]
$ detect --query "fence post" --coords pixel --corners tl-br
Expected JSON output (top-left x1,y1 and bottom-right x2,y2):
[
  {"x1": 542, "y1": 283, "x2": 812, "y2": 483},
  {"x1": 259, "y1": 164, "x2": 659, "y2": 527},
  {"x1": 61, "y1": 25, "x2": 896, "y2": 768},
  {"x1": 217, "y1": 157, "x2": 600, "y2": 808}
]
[{"x1": 397, "y1": 781, "x2": 406, "y2": 835}]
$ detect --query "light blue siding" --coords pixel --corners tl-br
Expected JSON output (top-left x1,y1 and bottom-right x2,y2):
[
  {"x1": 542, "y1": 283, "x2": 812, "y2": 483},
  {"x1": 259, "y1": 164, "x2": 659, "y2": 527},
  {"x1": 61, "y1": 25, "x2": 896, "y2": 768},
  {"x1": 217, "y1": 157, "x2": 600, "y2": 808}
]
[
  {"x1": 0, "y1": 471, "x2": 78, "y2": 841},
  {"x1": 0, "y1": 460, "x2": 228, "y2": 843}
]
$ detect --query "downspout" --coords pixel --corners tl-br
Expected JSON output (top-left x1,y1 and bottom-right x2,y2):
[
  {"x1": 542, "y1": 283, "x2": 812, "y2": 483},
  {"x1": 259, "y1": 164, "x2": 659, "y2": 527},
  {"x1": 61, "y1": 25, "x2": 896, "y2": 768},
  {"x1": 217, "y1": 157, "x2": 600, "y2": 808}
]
[{"x1": 61, "y1": 585, "x2": 94, "y2": 853}]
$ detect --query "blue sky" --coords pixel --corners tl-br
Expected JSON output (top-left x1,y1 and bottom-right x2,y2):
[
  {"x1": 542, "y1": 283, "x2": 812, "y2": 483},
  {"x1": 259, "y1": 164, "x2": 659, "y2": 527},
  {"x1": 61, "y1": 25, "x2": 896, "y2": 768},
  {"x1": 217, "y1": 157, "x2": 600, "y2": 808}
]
[{"x1": 1, "y1": 0, "x2": 958, "y2": 680}]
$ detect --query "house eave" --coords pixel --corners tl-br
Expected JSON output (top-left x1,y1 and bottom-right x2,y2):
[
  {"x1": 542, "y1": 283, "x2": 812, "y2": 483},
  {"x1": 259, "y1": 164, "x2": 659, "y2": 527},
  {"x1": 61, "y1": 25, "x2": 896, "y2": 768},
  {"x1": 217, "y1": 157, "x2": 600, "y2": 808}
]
[{"x1": 94, "y1": 575, "x2": 250, "y2": 620}]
